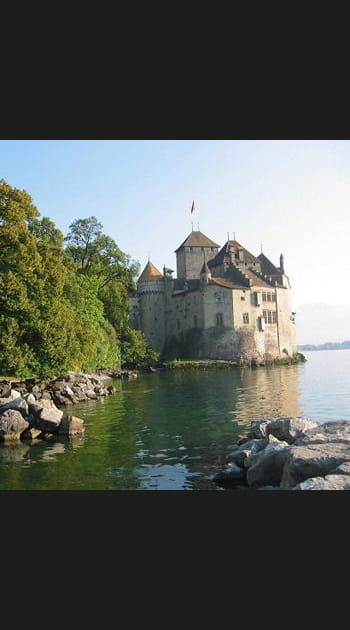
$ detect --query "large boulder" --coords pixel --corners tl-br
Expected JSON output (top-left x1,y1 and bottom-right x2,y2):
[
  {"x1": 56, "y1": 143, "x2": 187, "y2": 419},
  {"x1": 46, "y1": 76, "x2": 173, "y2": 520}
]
[
  {"x1": 248, "y1": 419, "x2": 275, "y2": 439},
  {"x1": 227, "y1": 438, "x2": 268, "y2": 467},
  {"x1": 293, "y1": 474, "x2": 350, "y2": 490},
  {"x1": 294, "y1": 420, "x2": 350, "y2": 445},
  {"x1": 0, "y1": 381, "x2": 11, "y2": 397},
  {"x1": 211, "y1": 461, "x2": 246, "y2": 485},
  {"x1": 36, "y1": 407, "x2": 63, "y2": 432},
  {"x1": 246, "y1": 436, "x2": 291, "y2": 487},
  {"x1": 280, "y1": 442, "x2": 350, "y2": 487},
  {"x1": 0, "y1": 409, "x2": 29, "y2": 441},
  {"x1": 266, "y1": 417, "x2": 318, "y2": 444},
  {"x1": 28, "y1": 398, "x2": 59, "y2": 416},
  {"x1": 0, "y1": 396, "x2": 29, "y2": 417}
]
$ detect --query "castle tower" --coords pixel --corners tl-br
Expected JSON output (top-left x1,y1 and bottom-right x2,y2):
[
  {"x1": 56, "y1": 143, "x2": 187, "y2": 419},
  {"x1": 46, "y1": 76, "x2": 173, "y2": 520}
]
[
  {"x1": 137, "y1": 261, "x2": 165, "y2": 353},
  {"x1": 200, "y1": 260, "x2": 211, "y2": 286},
  {"x1": 174, "y1": 230, "x2": 219, "y2": 280}
]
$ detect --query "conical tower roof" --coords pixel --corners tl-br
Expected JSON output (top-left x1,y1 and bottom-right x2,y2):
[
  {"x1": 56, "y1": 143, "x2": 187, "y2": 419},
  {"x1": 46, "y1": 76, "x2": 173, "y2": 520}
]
[
  {"x1": 200, "y1": 261, "x2": 211, "y2": 275},
  {"x1": 138, "y1": 261, "x2": 162, "y2": 283}
]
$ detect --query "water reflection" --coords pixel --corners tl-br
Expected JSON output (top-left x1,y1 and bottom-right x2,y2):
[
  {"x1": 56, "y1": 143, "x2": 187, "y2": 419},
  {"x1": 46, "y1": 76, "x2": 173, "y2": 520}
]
[
  {"x1": 0, "y1": 364, "x2": 304, "y2": 490},
  {"x1": 233, "y1": 365, "x2": 302, "y2": 429},
  {"x1": 0, "y1": 442, "x2": 30, "y2": 464}
]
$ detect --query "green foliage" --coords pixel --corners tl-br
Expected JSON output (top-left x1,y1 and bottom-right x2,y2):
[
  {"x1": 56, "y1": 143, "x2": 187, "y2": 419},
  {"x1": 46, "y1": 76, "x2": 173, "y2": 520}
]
[
  {"x1": 65, "y1": 215, "x2": 157, "y2": 368},
  {"x1": 0, "y1": 182, "x2": 155, "y2": 377},
  {"x1": 120, "y1": 327, "x2": 159, "y2": 368}
]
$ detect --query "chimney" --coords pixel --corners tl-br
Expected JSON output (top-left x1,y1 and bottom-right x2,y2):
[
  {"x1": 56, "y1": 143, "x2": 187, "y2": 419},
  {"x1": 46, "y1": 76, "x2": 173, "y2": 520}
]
[{"x1": 280, "y1": 253, "x2": 285, "y2": 273}]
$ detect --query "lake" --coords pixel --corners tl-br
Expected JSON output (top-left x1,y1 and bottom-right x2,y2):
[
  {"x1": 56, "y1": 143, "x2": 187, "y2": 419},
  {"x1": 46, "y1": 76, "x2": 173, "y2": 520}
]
[{"x1": 1, "y1": 349, "x2": 350, "y2": 491}]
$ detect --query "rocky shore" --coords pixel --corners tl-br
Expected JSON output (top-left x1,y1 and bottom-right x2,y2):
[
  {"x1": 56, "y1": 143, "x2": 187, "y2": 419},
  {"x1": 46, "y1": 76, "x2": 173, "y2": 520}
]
[
  {"x1": 0, "y1": 371, "x2": 122, "y2": 442},
  {"x1": 211, "y1": 417, "x2": 350, "y2": 490}
]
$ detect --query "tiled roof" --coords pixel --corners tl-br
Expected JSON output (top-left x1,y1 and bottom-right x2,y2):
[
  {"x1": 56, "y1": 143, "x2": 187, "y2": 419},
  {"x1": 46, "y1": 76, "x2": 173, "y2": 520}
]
[
  {"x1": 210, "y1": 277, "x2": 247, "y2": 290},
  {"x1": 200, "y1": 261, "x2": 211, "y2": 274},
  {"x1": 174, "y1": 230, "x2": 220, "y2": 252},
  {"x1": 242, "y1": 268, "x2": 274, "y2": 288},
  {"x1": 257, "y1": 253, "x2": 281, "y2": 276},
  {"x1": 138, "y1": 261, "x2": 163, "y2": 283},
  {"x1": 208, "y1": 240, "x2": 259, "y2": 267}
]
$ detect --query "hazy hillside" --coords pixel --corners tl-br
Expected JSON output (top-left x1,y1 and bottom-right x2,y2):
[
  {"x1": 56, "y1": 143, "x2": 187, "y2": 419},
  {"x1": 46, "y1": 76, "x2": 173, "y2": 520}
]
[{"x1": 295, "y1": 303, "x2": 350, "y2": 346}]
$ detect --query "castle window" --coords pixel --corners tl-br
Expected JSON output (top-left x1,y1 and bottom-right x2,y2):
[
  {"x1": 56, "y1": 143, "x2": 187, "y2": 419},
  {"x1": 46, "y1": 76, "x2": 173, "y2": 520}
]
[
  {"x1": 243, "y1": 313, "x2": 249, "y2": 324},
  {"x1": 241, "y1": 296, "x2": 245, "y2": 301},
  {"x1": 263, "y1": 310, "x2": 277, "y2": 324},
  {"x1": 177, "y1": 319, "x2": 180, "y2": 330},
  {"x1": 216, "y1": 313, "x2": 224, "y2": 326},
  {"x1": 194, "y1": 315, "x2": 198, "y2": 327}
]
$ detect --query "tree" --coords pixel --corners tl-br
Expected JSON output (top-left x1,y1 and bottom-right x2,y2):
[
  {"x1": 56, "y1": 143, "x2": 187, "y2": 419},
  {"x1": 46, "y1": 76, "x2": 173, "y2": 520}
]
[{"x1": 64, "y1": 216, "x2": 158, "y2": 367}]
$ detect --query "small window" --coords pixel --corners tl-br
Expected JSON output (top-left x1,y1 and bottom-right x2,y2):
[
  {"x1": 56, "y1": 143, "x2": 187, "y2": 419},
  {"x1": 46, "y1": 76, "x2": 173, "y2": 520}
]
[
  {"x1": 216, "y1": 313, "x2": 224, "y2": 326},
  {"x1": 243, "y1": 313, "x2": 249, "y2": 324},
  {"x1": 194, "y1": 315, "x2": 198, "y2": 327}
]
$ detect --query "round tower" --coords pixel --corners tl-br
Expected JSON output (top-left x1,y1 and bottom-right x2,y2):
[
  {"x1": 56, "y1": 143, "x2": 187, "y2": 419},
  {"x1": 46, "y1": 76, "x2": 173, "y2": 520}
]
[{"x1": 137, "y1": 261, "x2": 165, "y2": 354}]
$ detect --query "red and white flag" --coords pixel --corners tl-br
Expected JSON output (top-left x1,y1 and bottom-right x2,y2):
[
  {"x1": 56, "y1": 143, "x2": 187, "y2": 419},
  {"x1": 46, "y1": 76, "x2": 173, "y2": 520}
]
[{"x1": 191, "y1": 200, "x2": 195, "y2": 214}]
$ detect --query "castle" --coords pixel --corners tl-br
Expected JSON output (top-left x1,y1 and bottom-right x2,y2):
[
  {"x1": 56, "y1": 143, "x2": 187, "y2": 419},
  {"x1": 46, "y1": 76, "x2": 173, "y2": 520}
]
[{"x1": 130, "y1": 229, "x2": 297, "y2": 362}]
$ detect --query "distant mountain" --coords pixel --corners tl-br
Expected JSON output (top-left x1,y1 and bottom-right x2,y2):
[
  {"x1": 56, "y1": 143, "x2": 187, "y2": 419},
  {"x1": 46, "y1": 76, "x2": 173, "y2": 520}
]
[
  {"x1": 298, "y1": 340, "x2": 350, "y2": 351},
  {"x1": 295, "y1": 303, "x2": 350, "y2": 346}
]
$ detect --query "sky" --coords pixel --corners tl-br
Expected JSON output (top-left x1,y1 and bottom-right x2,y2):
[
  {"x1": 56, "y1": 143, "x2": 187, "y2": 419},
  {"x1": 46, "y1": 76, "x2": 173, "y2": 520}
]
[{"x1": 1, "y1": 139, "x2": 350, "y2": 321}]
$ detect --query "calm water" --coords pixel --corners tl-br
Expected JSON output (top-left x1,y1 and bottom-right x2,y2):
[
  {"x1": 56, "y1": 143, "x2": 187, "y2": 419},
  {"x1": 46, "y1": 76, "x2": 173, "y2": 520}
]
[{"x1": 1, "y1": 349, "x2": 350, "y2": 491}]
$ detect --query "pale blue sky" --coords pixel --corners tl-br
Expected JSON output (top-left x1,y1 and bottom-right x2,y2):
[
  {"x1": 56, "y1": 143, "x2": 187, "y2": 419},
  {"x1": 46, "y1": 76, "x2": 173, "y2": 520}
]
[{"x1": 1, "y1": 139, "x2": 350, "y2": 318}]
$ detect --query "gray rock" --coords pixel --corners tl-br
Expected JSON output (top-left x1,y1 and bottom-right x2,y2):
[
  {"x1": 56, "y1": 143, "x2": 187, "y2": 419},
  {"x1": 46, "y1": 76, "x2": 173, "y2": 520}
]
[
  {"x1": 0, "y1": 409, "x2": 29, "y2": 441},
  {"x1": 330, "y1": 461, "x2": 350, "y2": 476},
  {"x1": 212, "y1": 461, "x2": 246, "y2": 484},
  {"x1": 57, "y1": 415, "x2": 85, "y2": 435},
  {"x1": 28, "y1": 398, "x2": 58, "y2": 418},
  {"x1": 248, "y1": 419, "x2": 275, "y2": 439},
  {"x1": 0, "y1": 397, "x2": 29, "y2": 417},
  {"x1": 227, "y1": 438, "x2": 267, "y2": 467},
  {"x1": 10, "y1": 389, "x2": 21, "y2": 399},
  {"x1": 36, "y1": 407, "x2": 63, "y2": 432},
  {"x1": 85, "y1": 389, "x2": 98, "y2": 399},
  {"x1": 24, "y1": 393, "x2": 36, "y2": 405},
  {"x1": 294, "y1": 420, "x2": 350, "y2": 446},
  {"x1": 21, "y1": 427, "x2": 43, "y2": 440},
  {"x1": 293, "y1": 474, "x2": 350, "y2": 490},
  {"x1": 266, "y1": 417, "x2": 318, "y2": 444},
  {"x1": 0, "y1": 382, "x2": 11, "y2": 397},
  {"x1": 246, "y1": 439, "x2": 291, "y2": 487},
  {"x1": 280, "y1": 442, "x2": 350, "y2": 487}
]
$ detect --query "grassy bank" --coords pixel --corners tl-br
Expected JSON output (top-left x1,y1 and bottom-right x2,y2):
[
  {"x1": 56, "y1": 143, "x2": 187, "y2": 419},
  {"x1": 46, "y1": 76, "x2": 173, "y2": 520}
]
[{"x1": 161, "y1": 354, "x2": 306, "y2": 370}]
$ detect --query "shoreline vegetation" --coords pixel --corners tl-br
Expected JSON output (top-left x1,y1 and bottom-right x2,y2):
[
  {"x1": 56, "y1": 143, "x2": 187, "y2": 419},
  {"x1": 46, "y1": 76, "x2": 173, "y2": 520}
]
[
  {"x1": 160, "y1": 353, "x2": 306, "y2": 371},
  {"x1": 0, "y1": 351, "x2": 307, "y2": 386}
]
